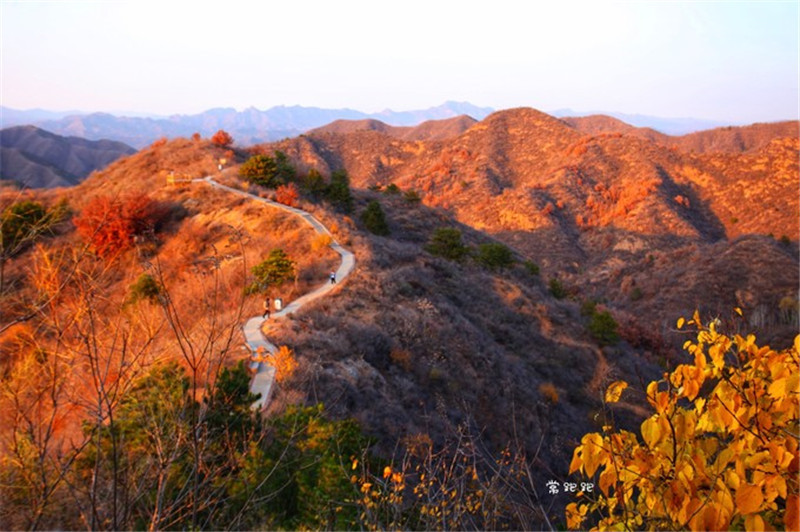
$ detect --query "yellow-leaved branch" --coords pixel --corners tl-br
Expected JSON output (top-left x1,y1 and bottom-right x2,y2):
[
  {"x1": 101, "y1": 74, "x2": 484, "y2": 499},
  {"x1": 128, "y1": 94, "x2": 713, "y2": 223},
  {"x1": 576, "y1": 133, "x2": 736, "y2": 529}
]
[{"x1": 567, "y1": 313, "x2": 800, "y2": 531}]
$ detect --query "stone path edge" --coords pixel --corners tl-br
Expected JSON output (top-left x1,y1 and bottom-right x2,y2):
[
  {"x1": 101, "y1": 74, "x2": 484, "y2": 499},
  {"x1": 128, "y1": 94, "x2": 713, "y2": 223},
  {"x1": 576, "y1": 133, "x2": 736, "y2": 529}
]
[{"x1": 196, "y1": 176, "x2": 355, "y2": 410}]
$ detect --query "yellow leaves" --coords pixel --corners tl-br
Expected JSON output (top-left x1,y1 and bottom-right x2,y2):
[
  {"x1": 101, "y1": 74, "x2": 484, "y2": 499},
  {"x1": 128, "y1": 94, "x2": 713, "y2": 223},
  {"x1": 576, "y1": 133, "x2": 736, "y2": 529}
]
[
  {"x1": 641, "y1": 416, "x2": 662, "y2": 449},
  {"x1": 725, "y1": 470, "x2": 741, "y2": 491},
  {"x1": 744, "y1": 513, "x2": 766, "y2": 532},
  {"x1": 677, "y1": 317, "x2": 686, "y2": 329},
  {"x1": 568, "y1": 446, "x2": 582, "y2": 475},
  {"x1": 598, "y1": 467, "x2": 616, "y2": 496},
  {"x1": 673, "y1": 363, "x2": 705, "y2": 400},
  {"x1": 694, "y1": 348, "x2": 707, "y2": 371},
  {"x1": 763, "y1": 473, "x2": 787, "y2": 503},
  {"x1": 565, "y1": 502, "x2": 587, "y2": 530},
  {"x1": 646, "y1": 381, "x2": 672, "y2": 414},
  {"x1": 709, "y1": 343, "x2": 726, "y2": 373},
  {"x1": 605, "y1": 381, "x2": 628, "y2": 403},
  {"x1": 580, "y1": 433, "x2": 606, "y2": 477},
  {"x1": 735, "y1": 483, "x2": 764, "y2": 515},
  {"x1": 689, "y1": 502, "x2": 731, "y2": 532},
  {"x1": 383, "y1": 466, "x2": 392, "y2": 479},
  {"x1": 768, "y1": 442, "x2": 793, "y2": 470},
  {"x1": 768, "y1": 373, "x2": 799, "y2": 400},
  {"x1": 785, "y1": 494, "x2": 800, "y2": 531},
  {"x1": 566, "y1": 311, "x2": 800, "y2": 532}
]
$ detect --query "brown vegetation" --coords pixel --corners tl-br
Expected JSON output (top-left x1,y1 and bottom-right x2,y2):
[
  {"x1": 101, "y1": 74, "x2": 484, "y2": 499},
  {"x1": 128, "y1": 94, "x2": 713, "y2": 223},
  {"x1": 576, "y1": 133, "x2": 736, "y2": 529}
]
[
  {"x1": 1, "y1": 109, "x2": 797, "y2": 530},
  {"x1": 264, "y1": 107, "x2": 798, "y2": 344},
  {"x1": 73, "y1": 193, "x2": 168, "y2": 258},
  {"x1": 211, "y1": 129, "x2": 234, "y2": 147}
]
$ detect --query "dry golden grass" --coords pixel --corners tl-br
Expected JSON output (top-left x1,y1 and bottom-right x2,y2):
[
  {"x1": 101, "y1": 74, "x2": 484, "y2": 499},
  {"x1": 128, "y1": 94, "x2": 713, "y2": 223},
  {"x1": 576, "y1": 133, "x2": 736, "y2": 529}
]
[{"x1": 0, "y1": 138, "x2": 338, "y2": 388}]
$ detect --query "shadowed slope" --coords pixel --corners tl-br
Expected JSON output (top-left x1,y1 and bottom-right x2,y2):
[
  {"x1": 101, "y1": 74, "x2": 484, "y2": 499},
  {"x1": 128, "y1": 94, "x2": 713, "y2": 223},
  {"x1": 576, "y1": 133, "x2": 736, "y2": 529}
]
[{"x1": 0, "y1": 125, "x2": 135, "y2": 188}]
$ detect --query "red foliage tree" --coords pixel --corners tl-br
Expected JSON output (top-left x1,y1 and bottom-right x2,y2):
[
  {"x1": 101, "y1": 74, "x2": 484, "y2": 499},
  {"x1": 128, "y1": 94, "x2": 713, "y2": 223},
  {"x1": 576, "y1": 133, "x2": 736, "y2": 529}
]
[
  {"x1": 74, "y1": 194, "x2": 164, "y2": 258},
  {"x1": 275, "y1": 182, "x2": 299, "y2": 207},
  {"x1": 211, "y1": 130, "x2": 233, "y2": 147}
]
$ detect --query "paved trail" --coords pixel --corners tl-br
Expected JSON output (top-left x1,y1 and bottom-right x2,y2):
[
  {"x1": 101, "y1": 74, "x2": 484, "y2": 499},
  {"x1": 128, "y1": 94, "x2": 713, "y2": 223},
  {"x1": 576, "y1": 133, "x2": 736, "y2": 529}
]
[{"x1": 197, "y1": 176, "x2": 355, "y2": 409}]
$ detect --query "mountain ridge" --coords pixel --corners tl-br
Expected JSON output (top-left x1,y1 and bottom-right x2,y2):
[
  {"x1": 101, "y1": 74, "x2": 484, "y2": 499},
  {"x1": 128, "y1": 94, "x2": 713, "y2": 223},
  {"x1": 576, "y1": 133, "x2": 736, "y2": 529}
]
[
  {"x1": 266, "y1": 106, "x2": 799, "y2": 340},
  {"x1": 1, "y1": 101, "x2": 494, "y2": 149},
  {"x1": 5, "y1": 101, "x2": 785, "y2": 149},
  {"x1": 0, "y1": 125, "x2": 135, "y2": 188}
]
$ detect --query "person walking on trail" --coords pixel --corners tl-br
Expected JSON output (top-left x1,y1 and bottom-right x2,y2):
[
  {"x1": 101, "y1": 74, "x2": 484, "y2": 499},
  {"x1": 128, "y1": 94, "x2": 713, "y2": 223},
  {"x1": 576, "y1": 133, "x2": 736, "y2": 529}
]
[
  {"x1": 330, "y1": 271, "x2": 336, "y2": 284},
  {"x1": 262, "y1": 297, "x2": 271, "y2": 319}
]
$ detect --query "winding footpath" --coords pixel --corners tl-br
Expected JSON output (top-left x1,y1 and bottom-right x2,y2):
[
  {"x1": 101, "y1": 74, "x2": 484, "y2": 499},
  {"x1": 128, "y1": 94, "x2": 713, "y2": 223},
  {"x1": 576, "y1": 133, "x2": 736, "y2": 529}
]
[{"x1": 196, "y1": 176, "x2": 355, "y2": 409}]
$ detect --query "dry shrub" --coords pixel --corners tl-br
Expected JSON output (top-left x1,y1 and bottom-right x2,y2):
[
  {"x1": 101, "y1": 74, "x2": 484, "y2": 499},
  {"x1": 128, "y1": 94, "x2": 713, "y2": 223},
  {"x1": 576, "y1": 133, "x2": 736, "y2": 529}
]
[
  {"x1": 74, "y1": 194, "x2": 167, "y2": 258},
  {"x1": 616, "y1": 316, "x2": 671, "y2": 360},
  {"x1": 674, "y1": 194, "x2": 690, "y2": 208},
  {"x1": 275, "y1": 182, "x2": 299, "y2": 207},
  {"x1": 539, "y1": 381, "x2": 559, "y2": 404},
  {"x1": 267, "y1": 345, "x2": 298, "y2": 383},
  {"x1": 0, "y1": 323, "x2": 35, "y2": 372},
  {"x1": 390, "y1": 348, "x2": 413, "y2": 371},
  {"x1": 568, "y1": 142, "x2": 588, "y2": 157},
  {"x1": 311, "y1": 233, "x2": 333, "y2": 253}
]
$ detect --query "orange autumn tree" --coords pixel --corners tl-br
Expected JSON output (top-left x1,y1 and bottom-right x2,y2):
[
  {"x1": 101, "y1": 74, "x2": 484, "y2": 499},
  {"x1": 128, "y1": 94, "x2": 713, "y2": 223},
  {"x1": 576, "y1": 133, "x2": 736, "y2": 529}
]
[
  {"x1": 211, "y1": 129, "x2": 233, "y2": 147},
  {"x1": 253, "y1": 345, "x2": 297, "y2": 383},
  {"x1": 275, "y1": 182, "x2": 299, "y2": 207},
  {"x1": 74, "y1": 194, "x2": 164, "y2": 258},
  {"x1": 567, "y1": 311, "x2": 799, "y2": 531}
]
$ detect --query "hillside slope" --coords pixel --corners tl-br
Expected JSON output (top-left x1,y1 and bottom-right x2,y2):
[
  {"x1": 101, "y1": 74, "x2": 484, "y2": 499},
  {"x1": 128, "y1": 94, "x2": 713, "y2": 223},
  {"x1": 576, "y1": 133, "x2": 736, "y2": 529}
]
[
  {"x1": 564, "y1": 115, "x2": 798, "y2": 153},
  {"x1": 0, "y1": 135, "x2": 667, "y2": 529},
  {"x1": 267, "y1": 107, "x2": 799, "y2": 339},
  {"x1": 309, "y1": 115, "x2": 478, "y2": 141},
  {"x1": 1, "y1": 128, "x2": 795, "y2": 529},
  {"x1": 0, "y1": 125, "x2": 135, "y2": 188},
  {"x1": 254, "y1": 189, "x2": 664, "y2": 481}
]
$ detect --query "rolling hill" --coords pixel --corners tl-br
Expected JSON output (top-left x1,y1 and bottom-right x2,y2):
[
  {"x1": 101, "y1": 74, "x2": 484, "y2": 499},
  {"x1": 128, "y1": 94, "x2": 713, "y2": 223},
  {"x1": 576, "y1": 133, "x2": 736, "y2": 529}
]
[
  {"x1": 0, "y1": 125, "x2": 135, "y2": 188},
  {"x1": 308, "y1": 115, "x2": 478, "y2": 141},
  {"x1": 268, "y1": 107, "x2": 799, "y2": 342},
  {"x1": 0, "y1": 134, "x2": 667, "y2": 529}
]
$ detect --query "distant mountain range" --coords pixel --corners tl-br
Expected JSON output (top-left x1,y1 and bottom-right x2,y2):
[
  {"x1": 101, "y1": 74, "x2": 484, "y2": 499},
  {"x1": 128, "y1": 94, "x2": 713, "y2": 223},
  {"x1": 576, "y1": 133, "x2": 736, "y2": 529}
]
[
  {"x1": 1, "y1": 101, "x2": 767, "y2": 149},
  {"x1": 0, "y1": 125, "x2": 135, "y2": 188},
  {"x1": 0, "y1": 102, "x2": 494, "y2": 149}
]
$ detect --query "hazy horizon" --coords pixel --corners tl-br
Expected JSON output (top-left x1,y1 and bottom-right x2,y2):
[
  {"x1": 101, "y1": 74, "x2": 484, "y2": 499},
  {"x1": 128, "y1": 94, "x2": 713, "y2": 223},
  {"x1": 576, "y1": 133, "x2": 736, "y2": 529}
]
[
  {"x1": 0, "y1": 100, "x2": 786, "y2": 126},
  {"x1": 1, "y1": 1, "x2": 798, "y2": 124}
]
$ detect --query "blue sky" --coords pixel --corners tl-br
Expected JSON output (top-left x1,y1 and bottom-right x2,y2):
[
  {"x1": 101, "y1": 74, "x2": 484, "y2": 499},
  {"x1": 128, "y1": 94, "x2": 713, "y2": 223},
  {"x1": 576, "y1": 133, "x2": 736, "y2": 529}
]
[{"x1": 1, "y1": 0, "x2": 797, "y2": 123}]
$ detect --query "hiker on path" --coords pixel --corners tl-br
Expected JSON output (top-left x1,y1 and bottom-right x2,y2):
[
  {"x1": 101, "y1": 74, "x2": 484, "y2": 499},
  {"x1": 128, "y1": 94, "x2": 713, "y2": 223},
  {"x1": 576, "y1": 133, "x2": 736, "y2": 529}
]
[
  {"x1": 263, "y1": 296, "x2": 271, "y2": 319},
  {"x1": 330, "y1": 271, "x2": 336, "y2": 284}
]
